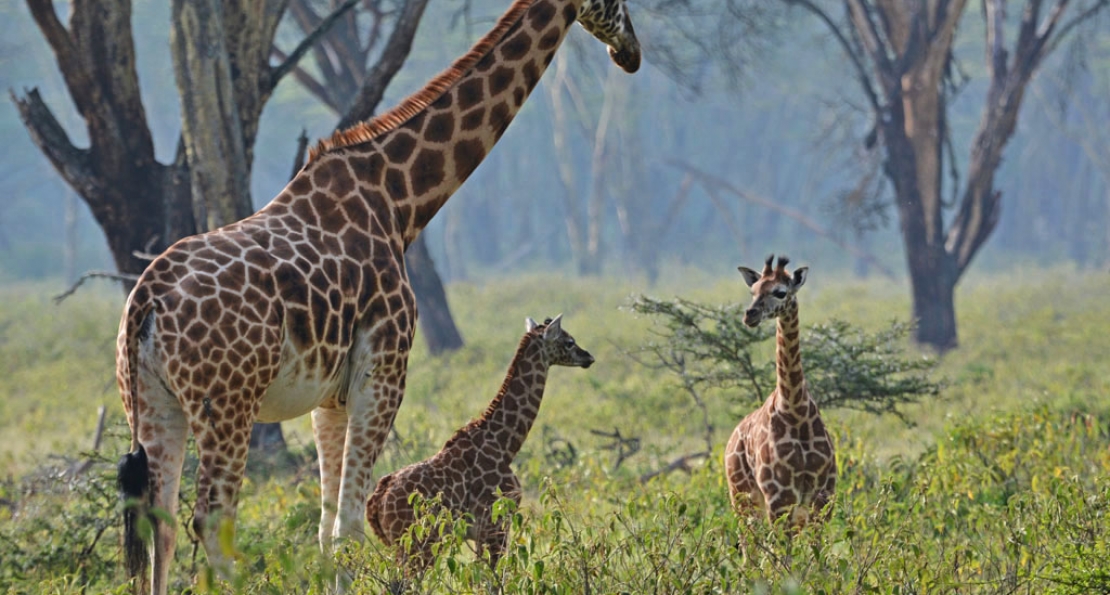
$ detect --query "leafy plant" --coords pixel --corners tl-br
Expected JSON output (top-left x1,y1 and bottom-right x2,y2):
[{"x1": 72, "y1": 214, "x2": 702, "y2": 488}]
[{"x1": 628, "y1": 295, "x2": 942, "y2": 425}]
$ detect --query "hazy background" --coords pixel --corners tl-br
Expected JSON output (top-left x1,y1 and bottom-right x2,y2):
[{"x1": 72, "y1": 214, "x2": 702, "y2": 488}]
[{"x1": 1, "y1": 0, "x2": 1107, "y2": 287}]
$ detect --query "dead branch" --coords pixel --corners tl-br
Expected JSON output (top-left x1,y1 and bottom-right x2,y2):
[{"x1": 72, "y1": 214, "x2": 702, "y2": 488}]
[
  {"x1": 54, "y1": 270, "x2": 140, "y2": 303},
  {"x1": 668, "y1": 159, "x2": 896, "y2": 278},
  {"x1": 589, "y1": 427, "x2": 641, "y2": 470},
  {"x1": 269, "y1": 0, "x2": 362, "y2": 93},
  {"x1": 639, "y1": 451, "x2": 710, "y2": 484},
  {"x1": 67, "y1": 405, "x2": 107, "y2": 478},
  {"x1": 290, "y1": 129, "x2": 310, "y2": 179}
]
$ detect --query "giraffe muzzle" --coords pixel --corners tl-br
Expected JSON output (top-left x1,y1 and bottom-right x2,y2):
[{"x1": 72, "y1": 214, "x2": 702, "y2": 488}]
[
  {"x1": 743, "y1": 309, "x2": 762, "y2": 327},
  {"x1": 608, "y1": 43, "x2": 641, "y2": 73}
]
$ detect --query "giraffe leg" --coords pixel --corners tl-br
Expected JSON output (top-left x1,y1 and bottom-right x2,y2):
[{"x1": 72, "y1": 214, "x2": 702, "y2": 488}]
[
  {"x1": 143, "y1": 417, "x2": 189, "y2": 594},
  {"x1": 187, "y1": 399, "x2": 256, "y2": 581},
  {"x1": 331, "y1": 313, "x2": 414, "y2": 591},
  {"x1": 312, "y1": 406, "x2": 348, "y2": 552},
  {"x1": 480, "y1": 475, "x2": 521, "y2": 570},
  {"x1": 129, "y1": 365, "x2": 190, "y2": 595},
  {"x1": 724, "y1": 428, "x2": 763, "y2": 516},
  {"x1": 332, "y1": 347, "x2": 410, "y2": 544}
]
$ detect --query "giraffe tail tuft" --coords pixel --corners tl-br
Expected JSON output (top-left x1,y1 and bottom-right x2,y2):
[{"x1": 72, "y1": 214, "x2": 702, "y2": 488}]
[
  {"x1": 118, "y1": 444, "x2": 150, "y2": 591},
  {"x1": 366, "y1": 473, "x2": 395, "y2": 544}
]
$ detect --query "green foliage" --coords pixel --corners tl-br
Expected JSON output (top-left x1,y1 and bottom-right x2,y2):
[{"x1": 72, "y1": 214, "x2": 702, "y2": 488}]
[
  {"x1": 2, "y1": 272, "x2": 1110, "y2": 593},
  {"x1": 628, "y1": 295, "x2": 942, "y2": 421}
]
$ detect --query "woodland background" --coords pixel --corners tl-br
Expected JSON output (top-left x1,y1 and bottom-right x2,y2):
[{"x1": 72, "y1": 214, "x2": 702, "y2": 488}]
[{"x1": 1, "y1": 1, "x2": 1109, "y2": 593}]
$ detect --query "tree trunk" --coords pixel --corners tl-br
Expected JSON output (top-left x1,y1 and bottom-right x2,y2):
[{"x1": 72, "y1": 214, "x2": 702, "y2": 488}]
[
  {"x1": 171, "y1": 0, "x2": 255, "y2": 228},
  {"x1": 406, "y1": 236, "x2": 464, "y2": 355}
]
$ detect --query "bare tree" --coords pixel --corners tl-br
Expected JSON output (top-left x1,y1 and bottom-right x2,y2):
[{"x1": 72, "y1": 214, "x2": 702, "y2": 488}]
[
  {"x1": 777, "y1": 0, "x2": 1109, "y2": 349},
  {"x1": 10, "y1": 0, "x2": 395, "y2": 454}
]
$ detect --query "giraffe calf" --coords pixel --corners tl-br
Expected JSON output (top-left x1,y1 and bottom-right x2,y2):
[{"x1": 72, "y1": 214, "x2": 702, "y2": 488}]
[{"x1": 366, "y1": 315, "x2": 594, "y2": 569}]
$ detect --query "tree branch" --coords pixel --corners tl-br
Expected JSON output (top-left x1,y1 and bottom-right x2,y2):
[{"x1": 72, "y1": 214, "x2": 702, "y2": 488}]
[
  {"x1": 639, "y1": 451, "x2": 710, "y2": 484},
  {"x1": 669, "y1": 159, "x2": 897, "y2": 278},
  {"x1": 845, "y1": 0, "x2": 899, "y2": 95},
  {"x1": 337, "y1": 0, "x2": 432, "y2": 129},
  {"x1": 1042, "y1": 0, "x2": 1109, "y2": 56},
  {"x1": 54, "y1": 270, "x2": 141, "y2": 303},
  {"x1": 270, "y1": 47, "x2": 338, "y2": 112},
  {"x1": 786, "y1": 0, "x2": 882, "y2": 115},
  {"x1": 269, "y1": 0, "x2": 362, "y2": 93},
  {"x1": 9, "y1": 88, "x2": 100, "y2": 201}
]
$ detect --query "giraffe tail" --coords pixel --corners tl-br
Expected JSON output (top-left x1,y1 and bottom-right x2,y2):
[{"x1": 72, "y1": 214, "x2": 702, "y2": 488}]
[
  {"x1": 118, "y1": 444, "x2": 150, "y2": 591},
  {"x1": 117, "y1": 285, "x2": 155, "y2": 592},
  {"x1": 366, "y1": 473, "x2": 395, "y2": 544}
]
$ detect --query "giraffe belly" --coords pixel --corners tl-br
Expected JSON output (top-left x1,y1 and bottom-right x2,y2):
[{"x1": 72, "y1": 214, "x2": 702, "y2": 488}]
[{"x1": 257, "y1": 369, "x2": 342, "y2": 422}]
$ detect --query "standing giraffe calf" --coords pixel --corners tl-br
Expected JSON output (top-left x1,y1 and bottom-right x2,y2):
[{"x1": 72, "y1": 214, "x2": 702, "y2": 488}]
[
  {"x1": 367, "y1": 315, "x2": 594, "y2": 569},
  {"x1": 724, "y1": 255, "x2": 836, "y2": 527}
]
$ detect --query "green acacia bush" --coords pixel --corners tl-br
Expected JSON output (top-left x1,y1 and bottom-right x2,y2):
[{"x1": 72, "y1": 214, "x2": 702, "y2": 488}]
[{"x1": 628, "y1": 296, "x2": 943, "y2": 430}]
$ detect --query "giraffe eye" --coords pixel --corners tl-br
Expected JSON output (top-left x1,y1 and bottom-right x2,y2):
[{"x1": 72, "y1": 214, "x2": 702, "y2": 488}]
[
  {"x1": 565, "y1": 338, "x2": 575, "y2": 347},
  {"x1": 772, "y1": 289, "x2": 788, "y2": 299}
]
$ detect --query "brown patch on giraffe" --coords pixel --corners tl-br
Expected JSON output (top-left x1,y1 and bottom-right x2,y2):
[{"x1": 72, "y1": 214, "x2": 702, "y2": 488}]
[
  {"x1": 488, "y1": 66, "x2": 516, "y2": 97},
  {"x1": 457, "y1": 78, "x2": 486, "y2": 111},
  {"x1": 490, "y1": 102, "x2": 512, "y2": 137},
  {"x1": 500, "y1": 31, "x2": 531, "y2": 61},
  {"x1": 521, "y1": 60, "x2": 542, "y2": 91},
  {"x1": 351, "y1": 153, "x2": 386, "y2": 186},
  {"x1": 454, "y1": 139, "x2": 486, "y2": 180},
  {"x1": 410, "y1": 149, "x2": 444, "y2": 196},
  {"x1": 424, "y1": 112, "x2": 455, "y2": 144},
  {"x1": 561, "y1": 3, "x2": 577, "y2": 26},
  {"x1": 461, "y1": 107, "x2": 486, "y2": 131},
  {"x1": 289, "y1": 175, "x2": 313, "y2": 195},
  {"x1": 384, "y1": 169, "x2": 408, "y2": 202},
  {"x1": 528, "y1": 0, "x2": 557, "y2": 29},
  {"x1": 383, "y1": 133, "x2": 417, "y2": 164},
  {"x1": 537, "y1": 29, "x2": 560, "y2": 51}
]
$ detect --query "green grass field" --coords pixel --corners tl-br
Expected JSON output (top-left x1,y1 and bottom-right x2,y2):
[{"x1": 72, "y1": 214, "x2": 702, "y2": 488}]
[{"x1": 1, "y1": 268, "x2": 1108, "y2": 593}]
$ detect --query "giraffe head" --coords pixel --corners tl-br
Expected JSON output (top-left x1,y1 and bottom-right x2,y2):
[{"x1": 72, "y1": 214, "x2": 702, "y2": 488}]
[
  {"x1": 577, "y1": 0, "x2": 642, "y2": 73},
  {"x1": 524, "y1": 314, "x2": 595, "y2": 368},
  {"x1": 737, "y1": 254, "x2": 808, "y2": 327}
]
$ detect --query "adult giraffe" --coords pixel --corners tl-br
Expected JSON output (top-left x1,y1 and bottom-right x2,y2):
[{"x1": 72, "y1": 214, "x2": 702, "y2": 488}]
[{"x1": 114, "y1": 0, "x2": 640, "y2": 591}]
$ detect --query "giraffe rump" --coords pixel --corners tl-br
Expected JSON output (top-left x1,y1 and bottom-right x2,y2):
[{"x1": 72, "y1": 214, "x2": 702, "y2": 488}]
[{"x1": 308, "y1": 0, "x2": 536, "y2": 162}]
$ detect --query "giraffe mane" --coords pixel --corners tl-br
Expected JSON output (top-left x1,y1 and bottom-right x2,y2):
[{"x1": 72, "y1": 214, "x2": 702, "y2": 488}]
[{"x1": 308, "y1": 0, "x2": 540, "y2": 162}]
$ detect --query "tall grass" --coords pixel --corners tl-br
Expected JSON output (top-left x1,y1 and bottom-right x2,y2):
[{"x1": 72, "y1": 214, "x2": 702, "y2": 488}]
[{"x1": 1, "y1": 269, "x2": 1108, "y2": 593}]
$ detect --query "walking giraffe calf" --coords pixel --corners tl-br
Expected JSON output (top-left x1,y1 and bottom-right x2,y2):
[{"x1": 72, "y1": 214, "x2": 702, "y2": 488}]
[
  {"x1": 366, "y1": 315, "x2": 594, "y2": 569},
  {"x1": 114, "y1": 0, "x2": 639, "y2": 591},
  {"x1": 724, "y1": 255, "x2": 837, "y2": 527}
]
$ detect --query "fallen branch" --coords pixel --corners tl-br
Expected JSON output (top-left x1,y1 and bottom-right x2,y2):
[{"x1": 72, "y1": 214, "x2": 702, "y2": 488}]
[
  {"x1": 589, "y1": 427, "x2": 641, "y2": 470},
  {"x1": 54, "y1": 271, "x2": 140, "y2": 303},
  {"x1": 639, "y1": 450, "x2": 710, "y2": 484}
]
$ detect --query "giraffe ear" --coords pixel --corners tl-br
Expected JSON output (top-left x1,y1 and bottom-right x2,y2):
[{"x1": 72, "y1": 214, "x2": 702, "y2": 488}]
[
  {"x1": 792, "y1": 266, "x2": 808, "y2": 289},
  {"x1": 526, "y1": 317, "x2": 538, "y2": 332},
  {"x1": 543, "y1": 314, "x2": 563, "y2": 339},
  {"x1": 737, "y1": 266, "x2": 761, "y2": 288}
]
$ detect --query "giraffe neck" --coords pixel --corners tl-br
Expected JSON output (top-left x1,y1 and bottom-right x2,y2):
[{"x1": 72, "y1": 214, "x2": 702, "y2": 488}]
[
  {"x1": 473, "y1": 335, "x2": 549, "y2": 459},
  {"x1": 773, "y1": 300, "x2": 807, "y2": 413},
  {"x1": 346, "y1": 0, "x2": 585, "y2": 247}
]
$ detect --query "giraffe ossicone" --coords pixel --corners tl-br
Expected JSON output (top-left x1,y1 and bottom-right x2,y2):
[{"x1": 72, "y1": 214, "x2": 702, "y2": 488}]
[
  {"x1": 366, "y1": 314, "x2": 594, "y2": 571},
  {"x1": 113, "y1": 0, "x2": 639, "y2": 591},
  {"x1": 724, "y1": 254, "x2": 837, "y2": 528}
]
